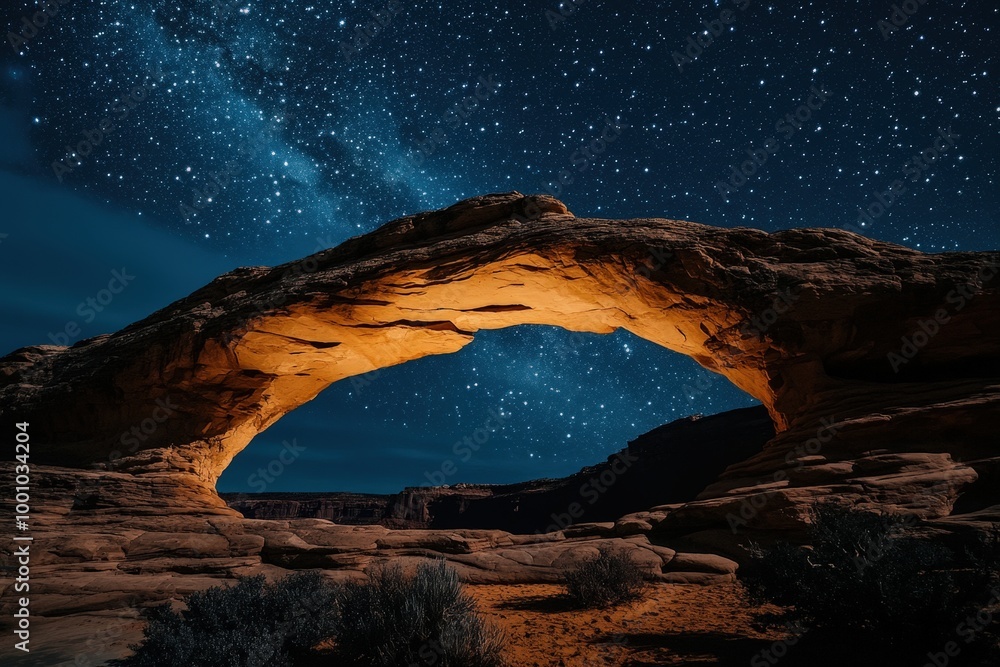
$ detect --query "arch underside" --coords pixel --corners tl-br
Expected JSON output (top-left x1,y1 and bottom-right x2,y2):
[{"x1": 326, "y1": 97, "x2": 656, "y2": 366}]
[
  {"x1": 5, "y1": 192, "x2": 1000, "y2": 651},
  {"x1": 1, "y1": 192, "x2": 998, "y2": 502}
]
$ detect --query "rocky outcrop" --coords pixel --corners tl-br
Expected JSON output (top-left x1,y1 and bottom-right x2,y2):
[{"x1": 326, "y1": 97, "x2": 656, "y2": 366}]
[
  {"x1": 3, "y1": 192, "x2": 997, "y2": 522},
  {"x1": 5, "y1": 192, "x2": 998, "y2": 485},
  {"x1": 222, "y1": 492, "x2": 393, "y2": 523},
  {"x1": 0, "y1": 463, "x2": 736, "y2": 664},
  {"x1": 1, "y1": 192, "x2": 998, "y2": 662},
  {"x1": 223, "y1": 406, "x2": 774, "y2": 532}
]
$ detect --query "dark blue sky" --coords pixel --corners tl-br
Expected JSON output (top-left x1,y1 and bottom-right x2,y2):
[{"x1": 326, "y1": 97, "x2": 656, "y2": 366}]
[{"x1": 1, "y1": 0, "x2": 996, "y2": 493}]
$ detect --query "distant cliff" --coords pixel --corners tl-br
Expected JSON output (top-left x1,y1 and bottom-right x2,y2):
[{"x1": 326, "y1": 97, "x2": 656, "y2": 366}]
[
  {"x1": 223, "y1": 405, "x2": 774, "y2": 532},
  {"x1": 5, "y1": 191, "x2": 998, "y2": 634},
  {"x1": 221, "y1": 492, "x2": 393, "y2": 523}
]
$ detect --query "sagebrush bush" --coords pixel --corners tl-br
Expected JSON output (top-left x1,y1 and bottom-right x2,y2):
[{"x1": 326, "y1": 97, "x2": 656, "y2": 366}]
[
  {"x1": 740, "y1": 503, "x2": 1000, "y2": 649},
  {"x1": 563, "y1": 546, "x2": 647, "y2": 608},
  {"x1": 333, "y1": 560, "x2": 506, "y2": 667},
  {"x1": 113, "y1": 571, "x2": 339, "y2": 667}
]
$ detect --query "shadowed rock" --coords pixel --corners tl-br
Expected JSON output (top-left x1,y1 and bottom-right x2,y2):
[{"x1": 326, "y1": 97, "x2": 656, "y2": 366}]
[
  {"x1": 1, "y1": 193, "x2": 998, "y2": 662},
  {"x1": 3, "y1": 192, "x2": 997, "y2": 486}
]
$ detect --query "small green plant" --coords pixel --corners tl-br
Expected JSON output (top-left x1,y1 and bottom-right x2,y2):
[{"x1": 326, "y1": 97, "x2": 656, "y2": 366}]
[
  {"x1": 333, "y1": 560, "x2": 506, "y2": 667},
  {"x1": 563, "y1": 546, "x2": 647, "y2": 608},
  {"x1": 113, "y1": 571, "x2": 339, "y2": 667}
]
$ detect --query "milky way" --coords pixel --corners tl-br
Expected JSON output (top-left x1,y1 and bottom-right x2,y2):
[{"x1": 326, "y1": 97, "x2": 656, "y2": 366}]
[{"x1": 1, "y1": 0, "x2": 997, "y2": 492}]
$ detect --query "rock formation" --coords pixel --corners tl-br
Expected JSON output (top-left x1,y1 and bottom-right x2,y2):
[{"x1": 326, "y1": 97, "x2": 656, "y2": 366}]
[
  {"x1": 222, "y1": 491, "x2": 394, "y2": 524},
  {"x1": 223, "y1": 406, "x2": 774, "y2": 532},
  {"x1": 1, "y1": 192, "x2": 998, "y2": 662},
  {"x1": 6, "y1": 191, "x2": 998, "y2": 485}
]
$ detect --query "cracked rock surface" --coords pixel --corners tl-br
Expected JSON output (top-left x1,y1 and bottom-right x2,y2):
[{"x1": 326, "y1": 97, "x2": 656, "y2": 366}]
[{"x1": 1, "y1": 192, "x2": 998, "y2": 661}]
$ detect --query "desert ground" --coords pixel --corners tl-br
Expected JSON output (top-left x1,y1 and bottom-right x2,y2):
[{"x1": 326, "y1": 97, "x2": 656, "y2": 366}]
[
  {"x1": 470, "y1": 583, "x2": 787, "y2": 667},
  {"x1": 9, "y1": 582, "x2": 789, "y2": 666}
]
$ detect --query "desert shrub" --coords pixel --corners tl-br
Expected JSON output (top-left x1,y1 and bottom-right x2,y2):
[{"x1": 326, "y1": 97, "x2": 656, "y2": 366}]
[
  {"x1": 113, "y1": 571, "x2": 339, "y2": 667},
  {"x1": 740, "y1": 503, "x2": 1000, "y2": 650},
  {"x1": 333, "y1": 560, "x2": 506, "y2": 667},
  {"x1": 563, "y1": 546, "x2": 647, "y2": 608}
]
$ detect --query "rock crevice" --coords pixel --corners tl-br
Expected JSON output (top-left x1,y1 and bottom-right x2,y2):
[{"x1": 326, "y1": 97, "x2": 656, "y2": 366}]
[
  {"x1": 1, "y1": 194, "x2": 999, "y2": 655},
  {"x1": 3, "y1": 192, "x2": 997, "y2": 487}
]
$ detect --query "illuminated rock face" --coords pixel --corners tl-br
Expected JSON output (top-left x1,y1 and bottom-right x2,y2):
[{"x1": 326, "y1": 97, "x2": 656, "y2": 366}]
[
  {"x1": 2, "y1": 191, "x2": 999, "y2": 493},
  {"x1": 1, "y1": 193, "x2": 999, "y2": 656}
]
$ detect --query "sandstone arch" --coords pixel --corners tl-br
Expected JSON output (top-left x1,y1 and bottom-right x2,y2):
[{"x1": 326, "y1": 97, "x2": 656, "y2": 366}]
[
  {"x1": 2, "y1": 192, "x2": 999, "y2": 491},
  {"x1": 4, "y1": 193, "x2": 1000, "y2": 658}
]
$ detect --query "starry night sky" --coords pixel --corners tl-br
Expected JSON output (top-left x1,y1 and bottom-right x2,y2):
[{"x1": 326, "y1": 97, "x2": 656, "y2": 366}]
[{"x1": 0, "y1": 1, "x2": 996, "y2": 493}]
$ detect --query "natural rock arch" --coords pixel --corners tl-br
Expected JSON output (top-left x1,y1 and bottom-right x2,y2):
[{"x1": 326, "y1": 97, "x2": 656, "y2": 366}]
[{"x1": 3, "y1": 192, "x2": 999, "y2": 488}]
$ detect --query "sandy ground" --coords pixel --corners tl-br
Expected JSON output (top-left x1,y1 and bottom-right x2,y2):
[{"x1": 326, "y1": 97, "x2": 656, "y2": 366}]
[
  {"x1": 469, "y1": 582, "x2": 789, "y2": 667},
  {"x1": 2, "y1": 582, "x2": 789, "y2": 666}
]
